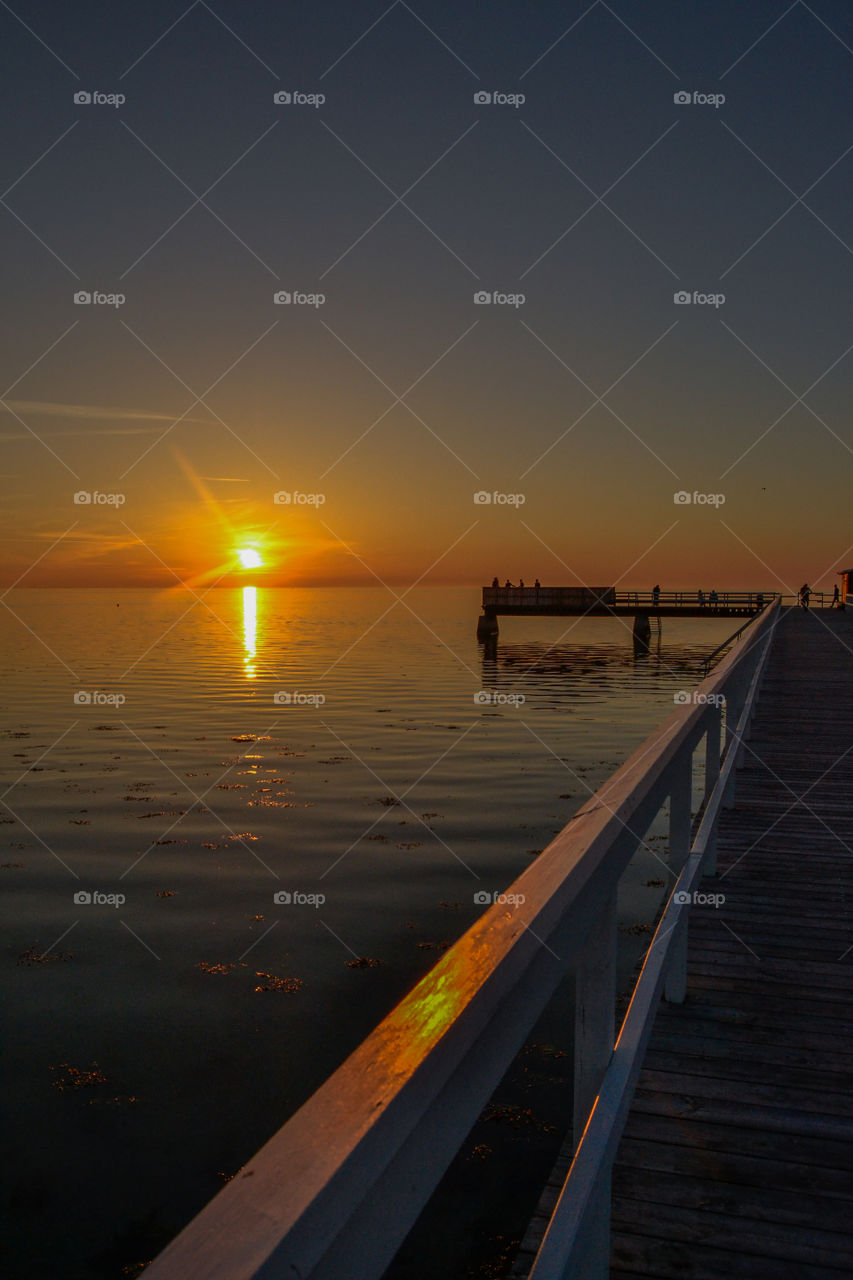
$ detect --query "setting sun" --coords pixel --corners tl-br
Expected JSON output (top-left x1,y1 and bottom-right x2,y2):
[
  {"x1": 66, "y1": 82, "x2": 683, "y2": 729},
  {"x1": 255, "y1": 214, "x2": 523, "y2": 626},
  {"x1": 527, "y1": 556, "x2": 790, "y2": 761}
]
[{"x1": 237, "y1": 548, "x2": 262, "y2": 569}]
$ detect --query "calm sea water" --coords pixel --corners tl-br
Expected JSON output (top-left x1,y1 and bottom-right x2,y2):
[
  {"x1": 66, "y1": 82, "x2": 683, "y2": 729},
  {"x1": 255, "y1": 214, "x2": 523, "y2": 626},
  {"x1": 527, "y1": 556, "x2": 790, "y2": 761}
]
[{"x1": 0, "y1": 588, "x2": 735, "y2": 1278}]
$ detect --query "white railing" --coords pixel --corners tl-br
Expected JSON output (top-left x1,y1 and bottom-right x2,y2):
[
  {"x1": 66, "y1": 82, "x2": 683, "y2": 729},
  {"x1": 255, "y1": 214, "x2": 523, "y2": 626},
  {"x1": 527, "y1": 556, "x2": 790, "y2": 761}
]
[{"x1": 144, "y1": 601, "x2": 782, "y2": 1280}]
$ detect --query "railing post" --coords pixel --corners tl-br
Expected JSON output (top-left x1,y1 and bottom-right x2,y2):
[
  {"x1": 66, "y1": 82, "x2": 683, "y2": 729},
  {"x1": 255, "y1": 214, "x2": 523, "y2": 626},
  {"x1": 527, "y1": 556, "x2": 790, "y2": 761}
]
[
  {"x1": 722, "y1": 679, "x2": 744, "y2": 808},
  {"x1": 704, "y1": 704, "x2": 722, "y2": 875},
  {"x1": 664, "y1": 752, "x2": 692, "y2": 1004},
  {"x1": 572, "y1": 895, "x2": 616, "y2": 1278}
]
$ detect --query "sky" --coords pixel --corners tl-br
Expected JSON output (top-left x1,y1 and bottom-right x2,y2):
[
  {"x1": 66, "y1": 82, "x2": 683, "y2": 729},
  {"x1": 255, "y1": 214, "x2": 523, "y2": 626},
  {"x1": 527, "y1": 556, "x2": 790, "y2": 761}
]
[{"x1": 2, "y1": 0, "x2": 853, "y2": 593}]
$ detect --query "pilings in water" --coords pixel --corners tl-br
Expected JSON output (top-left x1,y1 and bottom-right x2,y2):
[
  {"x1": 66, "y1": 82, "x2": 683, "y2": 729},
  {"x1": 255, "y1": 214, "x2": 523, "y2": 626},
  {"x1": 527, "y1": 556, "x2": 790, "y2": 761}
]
[
  {"x1": 632, "y1": 613, "x2": 651, "y2": 653},
  {"x1": 477, "y1": 612, "x2": 499, "y2": 641}
]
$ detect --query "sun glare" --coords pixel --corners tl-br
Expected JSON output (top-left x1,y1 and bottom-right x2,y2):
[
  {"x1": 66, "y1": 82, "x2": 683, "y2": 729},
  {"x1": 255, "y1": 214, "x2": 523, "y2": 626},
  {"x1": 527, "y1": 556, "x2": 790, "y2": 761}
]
[{"x1": 237, "y1": 548, "x2": 262, "y2": 569}]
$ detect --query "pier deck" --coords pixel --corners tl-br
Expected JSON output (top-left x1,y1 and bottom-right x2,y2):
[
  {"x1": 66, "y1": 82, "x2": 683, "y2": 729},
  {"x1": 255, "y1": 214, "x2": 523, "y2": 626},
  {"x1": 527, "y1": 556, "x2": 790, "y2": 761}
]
[{"x1": 609, "y1": 608, "x2": 853, "y2": 1277}]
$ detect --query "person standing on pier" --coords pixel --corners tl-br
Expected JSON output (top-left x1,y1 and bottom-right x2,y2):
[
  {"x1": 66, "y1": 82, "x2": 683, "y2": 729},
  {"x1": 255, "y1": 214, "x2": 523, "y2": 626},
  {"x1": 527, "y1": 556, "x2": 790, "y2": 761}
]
[
  {"x1": 833, "y1": 584, "x2": 840, "y2": 608},
  {"x1": 652, "y1": 583, "x2": 660, "y2": 606},
  {"x1": 800, "y1": 583, "x2": 811, "y2": 610},
  {"x1": 697, "y1": 589, "x2": 705, "y2": 608}
]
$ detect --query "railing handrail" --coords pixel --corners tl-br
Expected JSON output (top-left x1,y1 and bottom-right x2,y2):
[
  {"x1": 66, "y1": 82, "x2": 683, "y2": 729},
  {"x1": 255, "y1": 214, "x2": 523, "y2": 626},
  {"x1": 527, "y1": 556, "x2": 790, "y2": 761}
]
[
  {"x1": 482, "y1": 586, "x2": 779, "y2": 609},
  {"x1": 144, "y1": 601, "x2": 782, "y2": 1280}
]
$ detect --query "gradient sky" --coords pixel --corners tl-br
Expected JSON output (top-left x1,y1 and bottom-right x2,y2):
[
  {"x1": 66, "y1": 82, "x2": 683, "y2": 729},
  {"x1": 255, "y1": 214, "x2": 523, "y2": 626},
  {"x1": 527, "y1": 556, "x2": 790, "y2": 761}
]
[{"x1": 2, "y1": 0, "x2": 853, "y2": 592}]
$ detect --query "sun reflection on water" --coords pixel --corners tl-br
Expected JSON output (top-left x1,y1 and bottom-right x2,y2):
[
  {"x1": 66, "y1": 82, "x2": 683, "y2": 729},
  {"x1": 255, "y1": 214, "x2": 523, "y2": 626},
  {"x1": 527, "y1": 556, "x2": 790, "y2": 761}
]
[{"x1": 243, "y1": 586, "x2": 257, "y2": 678}]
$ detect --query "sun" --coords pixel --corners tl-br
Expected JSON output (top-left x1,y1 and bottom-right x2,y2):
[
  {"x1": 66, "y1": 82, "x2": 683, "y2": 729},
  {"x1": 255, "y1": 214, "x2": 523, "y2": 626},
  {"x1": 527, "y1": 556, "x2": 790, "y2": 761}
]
[{"x1": 237, "y1": 547, "x2": 262, "y2": 569}]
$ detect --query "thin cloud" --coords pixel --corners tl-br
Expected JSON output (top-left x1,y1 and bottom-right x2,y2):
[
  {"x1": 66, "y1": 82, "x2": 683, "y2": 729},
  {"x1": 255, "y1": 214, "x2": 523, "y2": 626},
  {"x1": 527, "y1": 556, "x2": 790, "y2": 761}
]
[{"x1": 1, "y1": 399, "x2": 209, "y2": 426}]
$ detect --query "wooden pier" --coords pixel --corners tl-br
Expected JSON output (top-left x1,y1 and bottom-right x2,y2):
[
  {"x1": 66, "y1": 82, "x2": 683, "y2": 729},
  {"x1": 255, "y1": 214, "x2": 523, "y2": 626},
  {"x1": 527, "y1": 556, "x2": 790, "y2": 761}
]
[
  {"x1": 476, "y1": 587, "x2": 777, "y2": 641},
  {"x1": 609, "y1": 607, "x2": 853, "y2": 1278}
]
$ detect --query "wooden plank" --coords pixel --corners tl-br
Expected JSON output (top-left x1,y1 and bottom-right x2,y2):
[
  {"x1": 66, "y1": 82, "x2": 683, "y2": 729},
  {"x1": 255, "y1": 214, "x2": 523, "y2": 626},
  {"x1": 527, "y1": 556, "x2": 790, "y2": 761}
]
[
  {"x1": 612, "y1": 1165, "x2": 852, "y2": 1233},
  {"x1": 614, "y1": 1134, "x2": 853, "y2": 1197}
]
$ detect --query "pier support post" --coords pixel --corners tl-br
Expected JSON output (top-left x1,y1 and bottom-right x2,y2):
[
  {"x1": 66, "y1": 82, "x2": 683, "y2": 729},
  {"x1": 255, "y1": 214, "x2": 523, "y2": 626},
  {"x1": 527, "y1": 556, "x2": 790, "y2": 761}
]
[
  {"x1": 632, "y1": 613, "x2": 651, "y2": 649},
  {"x1": 476, "y1": 612, "x2": 498, "y2": 641},
  {"x1": 704, "y1": 704, "x2": 722, "y2": 875},
  {"x1": 665, "y1": 753, "x2": 693, "y2": 1004},
  {"x1": 572, "y1": 895, "x2": 616, "y2": 1277}
]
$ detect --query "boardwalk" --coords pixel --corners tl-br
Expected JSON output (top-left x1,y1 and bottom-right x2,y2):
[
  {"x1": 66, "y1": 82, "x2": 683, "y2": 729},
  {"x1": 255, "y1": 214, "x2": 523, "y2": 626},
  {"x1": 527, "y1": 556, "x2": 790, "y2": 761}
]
[{"x1": 609, "y1": 608, "x2": 853, "y2": 1278}]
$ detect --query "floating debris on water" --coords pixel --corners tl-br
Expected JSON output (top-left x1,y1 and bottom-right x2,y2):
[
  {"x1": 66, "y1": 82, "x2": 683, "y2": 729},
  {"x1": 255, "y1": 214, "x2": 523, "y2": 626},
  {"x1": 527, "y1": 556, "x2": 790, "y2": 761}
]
[
  {"x1": 254, "y1": 972, "x2": 303, "y2": 993},
  {"x1": 478, "y1": 1103, "x2": 557, "y2": 1133},
  {"x1": 18, "y1": 943, "x2": 73, "y2": 966},
  {"x1": 197, "y1": 962, "x2": 234, "y2": 975},
  {"x1": 346, "y1": 956, "x2": 382, "y2": 968},
  {"x1": 51, "y1": 1062, "x2": 107, "y2": 1091},
  {"x1": 155, "y1": 890, "x2": 177, "y2": 898}
]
